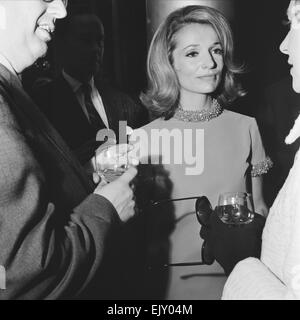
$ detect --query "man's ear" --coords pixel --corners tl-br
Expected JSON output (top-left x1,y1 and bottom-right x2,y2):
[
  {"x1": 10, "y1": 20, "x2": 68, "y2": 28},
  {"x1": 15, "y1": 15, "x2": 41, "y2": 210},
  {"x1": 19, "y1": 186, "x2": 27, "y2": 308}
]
[{"x1": 0, "y1": 5, "x2": 7, "y2": 30}]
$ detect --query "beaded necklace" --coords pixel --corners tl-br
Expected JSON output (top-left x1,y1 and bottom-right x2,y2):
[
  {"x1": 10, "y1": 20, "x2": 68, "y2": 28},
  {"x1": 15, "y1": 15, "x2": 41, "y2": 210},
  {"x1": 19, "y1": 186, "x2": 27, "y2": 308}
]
[{"x1": 173, "y1": 99, "x2": 223, "y2": 122}]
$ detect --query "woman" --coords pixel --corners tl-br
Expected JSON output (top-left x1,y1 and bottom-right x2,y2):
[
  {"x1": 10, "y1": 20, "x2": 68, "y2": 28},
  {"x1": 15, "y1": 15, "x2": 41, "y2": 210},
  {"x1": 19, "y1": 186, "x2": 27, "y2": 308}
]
[{"x1": 130, "y1": 5, "x2": 272, "y2": 300}]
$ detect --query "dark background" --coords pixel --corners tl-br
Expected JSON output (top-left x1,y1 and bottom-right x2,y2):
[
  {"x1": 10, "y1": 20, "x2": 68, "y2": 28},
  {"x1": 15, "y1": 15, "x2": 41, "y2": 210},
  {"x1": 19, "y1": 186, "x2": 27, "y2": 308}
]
[
  {"x1": 24, "y1": 0, "x2": 292, "y2": 115},
  {"x1": 21, "y1": 0, "x2": 298, "y2": 207},
  {"x1": 98, "y1": 0, "x2": 292, "y2": 112}
]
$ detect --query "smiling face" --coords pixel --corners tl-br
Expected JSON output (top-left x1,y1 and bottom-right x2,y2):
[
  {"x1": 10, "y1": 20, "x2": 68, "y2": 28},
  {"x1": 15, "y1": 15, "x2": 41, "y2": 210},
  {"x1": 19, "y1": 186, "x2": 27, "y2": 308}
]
[
  {"x1": 172, "y1": 23, "x2": 224, "y2": 101},
  {"x1": 0, "y1": 0, "x2": 67, "y2": 73},
  {"x1": 280, "y1": 0, "x2": 300, "y2": 92}
]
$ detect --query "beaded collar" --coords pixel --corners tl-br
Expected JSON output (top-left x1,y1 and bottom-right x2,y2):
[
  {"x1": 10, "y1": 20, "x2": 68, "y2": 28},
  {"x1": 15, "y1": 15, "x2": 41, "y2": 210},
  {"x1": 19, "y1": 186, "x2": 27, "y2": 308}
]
[{"x1": 173, "y1": 99, "x2": 223, "y2": 122}]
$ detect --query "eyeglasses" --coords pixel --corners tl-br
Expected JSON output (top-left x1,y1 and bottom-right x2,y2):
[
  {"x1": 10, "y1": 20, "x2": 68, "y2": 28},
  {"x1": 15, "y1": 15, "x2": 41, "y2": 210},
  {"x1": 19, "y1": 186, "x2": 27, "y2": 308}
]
[
  {"x1": 43, "y1": 0, "x2": 68, "y2": 7},
  {"x1": 150, "y1": 196, "x2": 215, "y2": 268}
]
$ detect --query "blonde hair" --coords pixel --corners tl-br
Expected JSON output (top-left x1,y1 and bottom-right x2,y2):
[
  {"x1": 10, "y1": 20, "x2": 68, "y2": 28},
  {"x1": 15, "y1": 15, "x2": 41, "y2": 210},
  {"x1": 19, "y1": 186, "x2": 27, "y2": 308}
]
[{"x1": 141, "y1": 5, "x2": 245, "y2": 120}]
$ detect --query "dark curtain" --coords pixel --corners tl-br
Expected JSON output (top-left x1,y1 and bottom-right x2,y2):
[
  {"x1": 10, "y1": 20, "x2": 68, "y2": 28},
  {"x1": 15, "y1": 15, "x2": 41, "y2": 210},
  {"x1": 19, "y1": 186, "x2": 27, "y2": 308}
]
[
  {"x1": 23, "y1": 0, "x2": 291, "y2": 111},
  {"x1": 95, "y1": 0, "x2": 147, "y2": 96},
  {"x1": 230, "y1": 0, "x2": 291, "y2": 116}
]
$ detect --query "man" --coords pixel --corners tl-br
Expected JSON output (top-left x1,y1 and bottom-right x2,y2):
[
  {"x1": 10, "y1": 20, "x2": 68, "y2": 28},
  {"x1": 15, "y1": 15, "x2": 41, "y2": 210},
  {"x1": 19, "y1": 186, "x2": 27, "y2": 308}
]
[
  {"x1": 32, "y1": 13, "x2": 149, "y2": 165},
  {"x1": 0, "y1": 0, "x2": 137, "y2": 299},
  {"x1": 213, "y1": 0, "x2": 300, "y2": 299}
]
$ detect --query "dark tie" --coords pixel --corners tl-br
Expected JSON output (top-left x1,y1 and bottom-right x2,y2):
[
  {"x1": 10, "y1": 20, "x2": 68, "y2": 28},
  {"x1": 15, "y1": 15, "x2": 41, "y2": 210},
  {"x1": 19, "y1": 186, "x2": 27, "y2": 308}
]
[{"x1": 81, "y1": 83, "x2": 103, "y2": 130}]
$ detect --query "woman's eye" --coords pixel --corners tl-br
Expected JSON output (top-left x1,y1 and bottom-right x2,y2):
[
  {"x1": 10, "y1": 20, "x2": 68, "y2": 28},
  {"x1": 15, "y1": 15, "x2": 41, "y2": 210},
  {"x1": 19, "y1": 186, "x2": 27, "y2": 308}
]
[
  {"x1": 212, "y1": 48, "x2": 223, "y2": 55},
  {"x1": 186, "y1": 51, "x2": 198, "y2": 58}
]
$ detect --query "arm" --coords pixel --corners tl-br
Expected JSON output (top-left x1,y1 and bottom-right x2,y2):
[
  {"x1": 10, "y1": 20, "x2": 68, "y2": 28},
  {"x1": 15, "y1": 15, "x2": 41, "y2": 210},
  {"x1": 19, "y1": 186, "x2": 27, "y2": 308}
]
[
  {"x1": 0, "y1": 103, "x2": 119, "y2": 300},
  {"x1": 250, "y1": 118, "x2": 273, "y2": 217},
  {"x1": 252, "y1": 176, "x2": 269, "y2": 217}
]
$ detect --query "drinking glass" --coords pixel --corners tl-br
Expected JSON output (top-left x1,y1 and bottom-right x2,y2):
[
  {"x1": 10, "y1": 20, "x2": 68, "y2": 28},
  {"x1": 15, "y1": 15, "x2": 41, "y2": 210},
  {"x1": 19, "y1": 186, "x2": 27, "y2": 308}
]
[
  {"x1": 216, "y1": 192, "x2": 255, "y2": 225},
  {"x1": 95, "y1": 143, "x2": 133, "y2": 183}
]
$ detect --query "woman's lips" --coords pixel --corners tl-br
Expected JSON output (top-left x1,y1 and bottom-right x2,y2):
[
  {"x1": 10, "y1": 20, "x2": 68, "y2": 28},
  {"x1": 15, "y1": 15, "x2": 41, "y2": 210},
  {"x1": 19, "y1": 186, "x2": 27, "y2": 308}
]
[
  {"x1": 197, "y1": 74, "x2": 218, "y2": 80},
  {"x1": 197, "y1": 73, "x2": 219, "y2": 78}
]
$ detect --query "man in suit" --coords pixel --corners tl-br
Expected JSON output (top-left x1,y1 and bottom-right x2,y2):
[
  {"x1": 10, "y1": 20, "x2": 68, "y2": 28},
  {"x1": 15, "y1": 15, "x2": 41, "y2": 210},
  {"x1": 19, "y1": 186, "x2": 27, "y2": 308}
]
[
  {"x1": 33, "y1": 13, "x2": 149, "y2": 165},
  {"x1": 0, "y1": 0, "x2": 137, "y2": 299}
]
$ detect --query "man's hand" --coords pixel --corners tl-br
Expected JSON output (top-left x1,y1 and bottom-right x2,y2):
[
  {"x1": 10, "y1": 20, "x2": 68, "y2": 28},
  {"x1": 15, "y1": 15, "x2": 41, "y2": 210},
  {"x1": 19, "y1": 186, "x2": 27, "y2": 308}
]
[
  {"x1": 95, "y1": 144, "x2": 137, "y2": 171},
  {"x1": 91, "y1": 144, "x2": 139, "y2": 184},
  {"x1": 94, "y1": 166, "x2": 138, "y2": 222}
]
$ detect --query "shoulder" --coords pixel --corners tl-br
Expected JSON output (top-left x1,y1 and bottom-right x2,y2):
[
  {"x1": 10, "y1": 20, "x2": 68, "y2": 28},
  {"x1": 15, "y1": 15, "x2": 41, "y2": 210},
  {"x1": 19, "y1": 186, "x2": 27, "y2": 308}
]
[
  {"x1": 31, "y1": 76, "x2": 59, "y2": 100},
  {"x1": 222, "y1": 109, "x2": 257, "y2": 126},
  {"x1": 0, "y1": 89, "x2": 14, "y2": 125},
  {"x1": 96, "y1": 80, "x2": 130, "y2": 100},
  {"x1": 0, "y1": 82, "x2": 23, "y2": 128},
  {"x1": 96, "y1": 81, "x2": 141, "y2": 112},
  {"x1": 31, "y1": 76, "x2": 69, "y2": 112}
]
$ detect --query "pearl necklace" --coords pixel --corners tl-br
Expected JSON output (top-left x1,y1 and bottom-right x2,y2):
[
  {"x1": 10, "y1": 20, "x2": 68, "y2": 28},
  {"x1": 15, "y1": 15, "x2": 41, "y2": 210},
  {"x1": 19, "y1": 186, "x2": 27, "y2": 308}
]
[{"x1": 173, "y1": 99, "x2": 223, "y2": 122}]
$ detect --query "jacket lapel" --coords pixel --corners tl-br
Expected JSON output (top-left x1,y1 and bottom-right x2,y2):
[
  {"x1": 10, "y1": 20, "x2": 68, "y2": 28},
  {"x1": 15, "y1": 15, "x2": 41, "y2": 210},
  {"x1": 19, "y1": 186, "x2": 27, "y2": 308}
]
[
  {"x1": 0, "y1": 65, "x2": 94, "y2": 194},
  {"x1": 56, "y1": 75, "x2": 92, "y2": 127}
]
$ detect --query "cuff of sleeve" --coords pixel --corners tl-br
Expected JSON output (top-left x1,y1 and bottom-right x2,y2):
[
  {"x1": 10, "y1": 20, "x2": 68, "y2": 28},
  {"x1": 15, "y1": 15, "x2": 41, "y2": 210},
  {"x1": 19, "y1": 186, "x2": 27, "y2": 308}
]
[
  {"x1": 73, "y1": 194, "x2": 121, "y2": 225},
  {"x1": 251, "y1": 157, "x2": 273, "y2": 177}
]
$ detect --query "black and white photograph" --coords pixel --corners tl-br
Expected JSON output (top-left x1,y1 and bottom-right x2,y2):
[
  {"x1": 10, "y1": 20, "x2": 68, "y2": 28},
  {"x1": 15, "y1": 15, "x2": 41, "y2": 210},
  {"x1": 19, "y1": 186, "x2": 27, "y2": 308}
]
[{"x1": 0, "y1": 0, "x2": 299, "y2": 305}]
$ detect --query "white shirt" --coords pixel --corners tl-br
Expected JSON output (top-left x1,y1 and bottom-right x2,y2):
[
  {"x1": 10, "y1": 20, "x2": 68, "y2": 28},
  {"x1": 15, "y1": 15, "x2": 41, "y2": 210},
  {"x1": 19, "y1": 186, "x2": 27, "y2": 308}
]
[{"x1": 62, "y1": 70, "x2": 109, "y2": 129}]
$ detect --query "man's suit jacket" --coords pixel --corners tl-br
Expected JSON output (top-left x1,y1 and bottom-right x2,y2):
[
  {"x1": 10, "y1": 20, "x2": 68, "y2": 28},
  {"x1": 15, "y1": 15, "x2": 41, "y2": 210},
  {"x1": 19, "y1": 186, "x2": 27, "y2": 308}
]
[
  {"x1": 32, "y1": 74, "x2": 149, "y2": 164},
  {"x1": 0, "y1": 64, "x2": 120, "y2": 299}
]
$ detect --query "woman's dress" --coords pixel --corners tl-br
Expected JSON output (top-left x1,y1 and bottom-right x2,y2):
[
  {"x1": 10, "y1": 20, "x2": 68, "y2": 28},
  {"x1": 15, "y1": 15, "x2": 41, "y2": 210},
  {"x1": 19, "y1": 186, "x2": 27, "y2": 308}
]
[{"x1": 132, "y1": 109, "x2": 272, "y2": 300}]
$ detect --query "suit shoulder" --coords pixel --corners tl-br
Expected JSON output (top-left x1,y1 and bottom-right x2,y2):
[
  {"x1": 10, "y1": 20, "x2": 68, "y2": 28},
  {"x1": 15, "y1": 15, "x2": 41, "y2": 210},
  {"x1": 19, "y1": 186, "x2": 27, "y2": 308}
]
[
  {"x1": 99, "y1": 82, "x2": 136, "y2": 103},
  {"x1": 0, "y1": 83, "x2": 25, "y2": 128},
  {"x1": 31, "y1": 78, "x2": 54, "y2": 102},
  {"x1": 0, "y1": 89, "x2": 13, "y2": 124}
]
